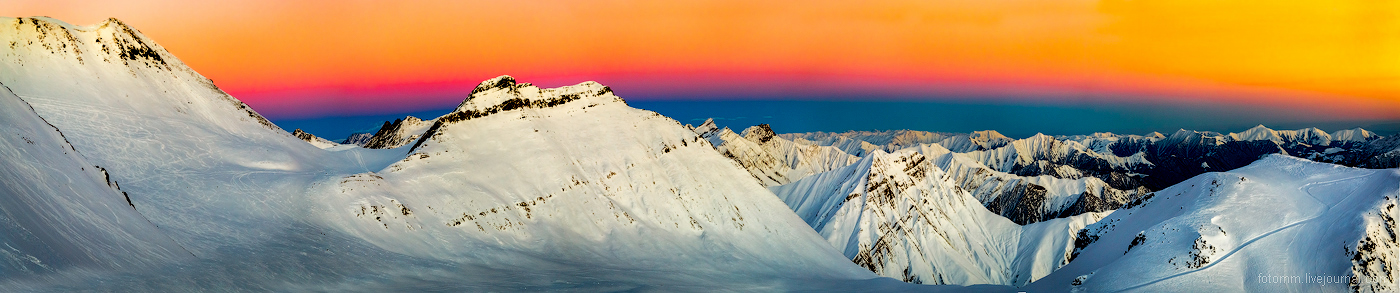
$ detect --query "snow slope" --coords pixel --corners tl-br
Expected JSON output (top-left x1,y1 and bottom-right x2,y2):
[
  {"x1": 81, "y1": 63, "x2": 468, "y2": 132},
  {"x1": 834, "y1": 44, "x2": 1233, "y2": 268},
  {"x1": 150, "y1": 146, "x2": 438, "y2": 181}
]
[
  {"x1": 1026, "y1": 155, "x2": 1399, "y2": 292},
  {"x1": 292, "y1": 128, "x2": 341, "y2": 149},
  {"x1": 0, "y1": 82, "x2": 190, "y2": 278},
  {"x1": 771, "y1": 148, "x2": 1111, "y2": 286},
  {"x1": 312, "y1": 76, "x2": 916, "y2": 289}
]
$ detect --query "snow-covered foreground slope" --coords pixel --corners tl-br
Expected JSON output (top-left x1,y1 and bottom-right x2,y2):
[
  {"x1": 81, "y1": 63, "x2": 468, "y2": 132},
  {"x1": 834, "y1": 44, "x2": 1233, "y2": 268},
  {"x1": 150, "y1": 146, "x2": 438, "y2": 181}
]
[
  {"x1": 1026, "y1": 155, "x2": 1399, "y2": 292},
  {"x1": 0, "y1": 83, "x2": 190, "y2": 278},
  {"x1": 0, "y1": 16, "x2": 967, "y2": 291},
  {"x1": 771, "y1": 148, "x2": 1111, "y2": 286}
]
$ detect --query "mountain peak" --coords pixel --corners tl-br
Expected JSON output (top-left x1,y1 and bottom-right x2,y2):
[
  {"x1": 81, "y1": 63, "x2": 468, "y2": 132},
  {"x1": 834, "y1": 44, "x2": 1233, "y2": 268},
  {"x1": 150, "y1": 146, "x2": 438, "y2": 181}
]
[
  {"x1": 470, "y1": 75, "x2": 518, "y2": 95},
  {"x1": 362, "y1": 116, "x2": 432, "y2": 149},
  {"x1": 970, "y1": 130, "x2": 1008, "y2": 140},
  {"x1": 742, "y1": 124, "x2": 777, "y2": 143},
  {"x1": 96, "y1": 17, "x2": 131, "y2": 30},
  {"x1": 410, "y1": 77, "x2": 625, "y2": 152},
  {"x1": 453, "y1": 76, "x2": 617, "y2": 115},
  {"x1": 693, "y1": 118, "x2": 718, "y2": 135},
  {"x1": 1232, "y1": 124, "x2": 1280, "y2": 142},
  {"x1": 1331, "y1": 127, "x2": 1378, "y2": 142}
]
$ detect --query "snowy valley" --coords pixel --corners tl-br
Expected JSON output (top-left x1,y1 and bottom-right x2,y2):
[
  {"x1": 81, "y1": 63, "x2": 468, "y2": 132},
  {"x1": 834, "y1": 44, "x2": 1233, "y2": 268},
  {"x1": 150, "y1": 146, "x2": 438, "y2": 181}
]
[{"x1": 0, "y1": 16, "x2": 1396, "y2": 292}]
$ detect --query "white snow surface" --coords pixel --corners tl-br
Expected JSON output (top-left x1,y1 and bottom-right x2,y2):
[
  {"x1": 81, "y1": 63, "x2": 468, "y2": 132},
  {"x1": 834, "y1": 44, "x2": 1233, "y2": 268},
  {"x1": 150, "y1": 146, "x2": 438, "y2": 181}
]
[
  {"x1": 0, "y1": 83, "x2": 191, "y2": 278},
  {"x1": 771, "y1": 148, "x2": 1111, "y2": 286},
  {"x1": 1025, "y1": 155, "x2": 1400, "y2": 292},
  {"x1": 0, "y1": 17, "x2": 963, "y2": 291}
]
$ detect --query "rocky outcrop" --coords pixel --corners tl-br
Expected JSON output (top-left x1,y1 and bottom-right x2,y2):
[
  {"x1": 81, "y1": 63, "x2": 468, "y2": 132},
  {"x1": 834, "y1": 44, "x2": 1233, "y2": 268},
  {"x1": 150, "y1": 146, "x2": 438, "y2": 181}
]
[
  {"x1": 290, "y1": 129, "x2": 338, "y2": 149},
  {"x1": 361, "y1": 116, "x2": 433, "y2": 149},
  {"x1": 340, "y1": 132, "x2": 374, "y2": 146}
]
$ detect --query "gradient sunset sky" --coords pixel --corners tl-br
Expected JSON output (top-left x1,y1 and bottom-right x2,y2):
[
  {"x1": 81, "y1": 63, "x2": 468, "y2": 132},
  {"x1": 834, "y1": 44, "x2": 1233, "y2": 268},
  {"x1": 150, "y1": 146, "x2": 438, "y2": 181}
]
[{"x1": 5, "y1": 0, "x2": 1398, "y2": 136}]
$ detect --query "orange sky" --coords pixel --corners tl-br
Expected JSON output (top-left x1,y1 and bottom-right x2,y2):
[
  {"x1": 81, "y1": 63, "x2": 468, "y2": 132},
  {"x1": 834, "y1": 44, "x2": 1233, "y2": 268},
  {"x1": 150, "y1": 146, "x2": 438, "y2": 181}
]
[{"x1": 5, "y1": 0, "x2": 1398, "y2": 119}]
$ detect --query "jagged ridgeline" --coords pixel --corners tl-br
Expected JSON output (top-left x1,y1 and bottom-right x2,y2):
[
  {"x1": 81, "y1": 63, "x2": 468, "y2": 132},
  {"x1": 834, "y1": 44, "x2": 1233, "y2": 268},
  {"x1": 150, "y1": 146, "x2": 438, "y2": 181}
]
[
  {"x1": 704, "y1": 122, "x2": 1396, "y2": 226},
  {"x1": 696, "y1": 119, "x2": 1397, "y2": 287}
]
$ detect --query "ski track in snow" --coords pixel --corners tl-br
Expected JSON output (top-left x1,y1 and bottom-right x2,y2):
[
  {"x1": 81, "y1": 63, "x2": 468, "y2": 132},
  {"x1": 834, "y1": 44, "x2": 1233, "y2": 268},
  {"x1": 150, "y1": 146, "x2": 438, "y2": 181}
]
[{"x1": 1110, "y1": 172, "x2": 1375, "y2": 292}]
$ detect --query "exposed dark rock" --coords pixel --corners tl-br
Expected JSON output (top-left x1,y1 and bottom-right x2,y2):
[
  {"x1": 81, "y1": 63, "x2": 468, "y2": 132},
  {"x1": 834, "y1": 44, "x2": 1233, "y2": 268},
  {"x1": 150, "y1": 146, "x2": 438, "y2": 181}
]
[
  {"x1": 362, "y1": 117, "x2": 424, "y2": 149},
  {"x1": 291, "y1": 129, "x2": 316, "y2": 142},
  {"x1": 743, "y1": 124, "x2": 777, "y2": 144},
  {"x1": 409, "y1": 78, "x2": 602, "y2": 152}
]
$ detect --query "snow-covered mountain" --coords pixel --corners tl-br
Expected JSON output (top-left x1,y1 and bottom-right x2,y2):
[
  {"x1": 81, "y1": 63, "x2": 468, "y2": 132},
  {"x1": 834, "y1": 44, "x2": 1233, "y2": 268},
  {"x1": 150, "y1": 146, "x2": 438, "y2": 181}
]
[
  {"x1": 1025, "y1": 155, "x2": 1398, "y2": 292},
  {"x1": 361, "y1": 116, "x2": 436, "y2": 149},
  {"x1": 693, "y1": 121, "x2": 859, "y2": 186},
  {"x1": 783, "y1": 129, "x2": 1012, "y2": 155},
  {"x1": 317, "y1": 75, "x2": 891, "y2": 288},
  {"x1": 925, "y1": 142, "x2": 1151, "y2": 225},
  {"x1": 771, "y1": 147, "x2": 1111, "y2": 286},
  {"x1": 3, "y1": 15, "x2": 1396, "y2": 292},
  {"x1": 705, "y1": 121, "x2": 1397, "y2": 289},
  {"x1": 773, "y1": 124, "x2": 1394, "y2": 223},
  {"x1": 0, "y1": 17, "x2": 933, "y2": 291}
]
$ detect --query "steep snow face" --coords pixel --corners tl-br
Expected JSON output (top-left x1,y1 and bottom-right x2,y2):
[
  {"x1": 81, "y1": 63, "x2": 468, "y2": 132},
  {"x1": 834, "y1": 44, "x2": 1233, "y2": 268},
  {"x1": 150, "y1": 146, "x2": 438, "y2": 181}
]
[
  {"x1": 0, "y1": 83, "x2": 190, "y2": 278},
  {"x1": 361, "y1": 116, "x2": 435, "y2": 149},
  {"x1": 321, "y1": 76, "x2": 885, "y2": 287},
  {"x1": 0, "y1": 16, "x2": 370, "y2": 255},
  {"x1": 771, "y1": 149, "x2": 1109, "y2": 286},
  {"x1": 1028, "y1": 155, "x2": 1400, "y2": 292},
  {"x1": 0, "y1": 17, "x2": 451, "y2": 290},
  {"x1": 774, "y1": 149, "x2": 1020, "y2": 285},
  {"x1": 292, "y1": 129, "x2": 340, "y2": 149},
  {"x1": 697, "y1": 122, "x2": 860, "y2": 187}
]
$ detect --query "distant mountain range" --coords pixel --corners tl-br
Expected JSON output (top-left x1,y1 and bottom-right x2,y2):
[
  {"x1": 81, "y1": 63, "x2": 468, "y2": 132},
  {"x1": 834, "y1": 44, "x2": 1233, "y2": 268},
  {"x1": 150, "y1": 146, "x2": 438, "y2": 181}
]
[
  {"x1": 1, "y1": 16, "x2": 1394, "y2": 292},
  {"x1": 692, "y1": 119, "x2": 1396, "y2": 287}
]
